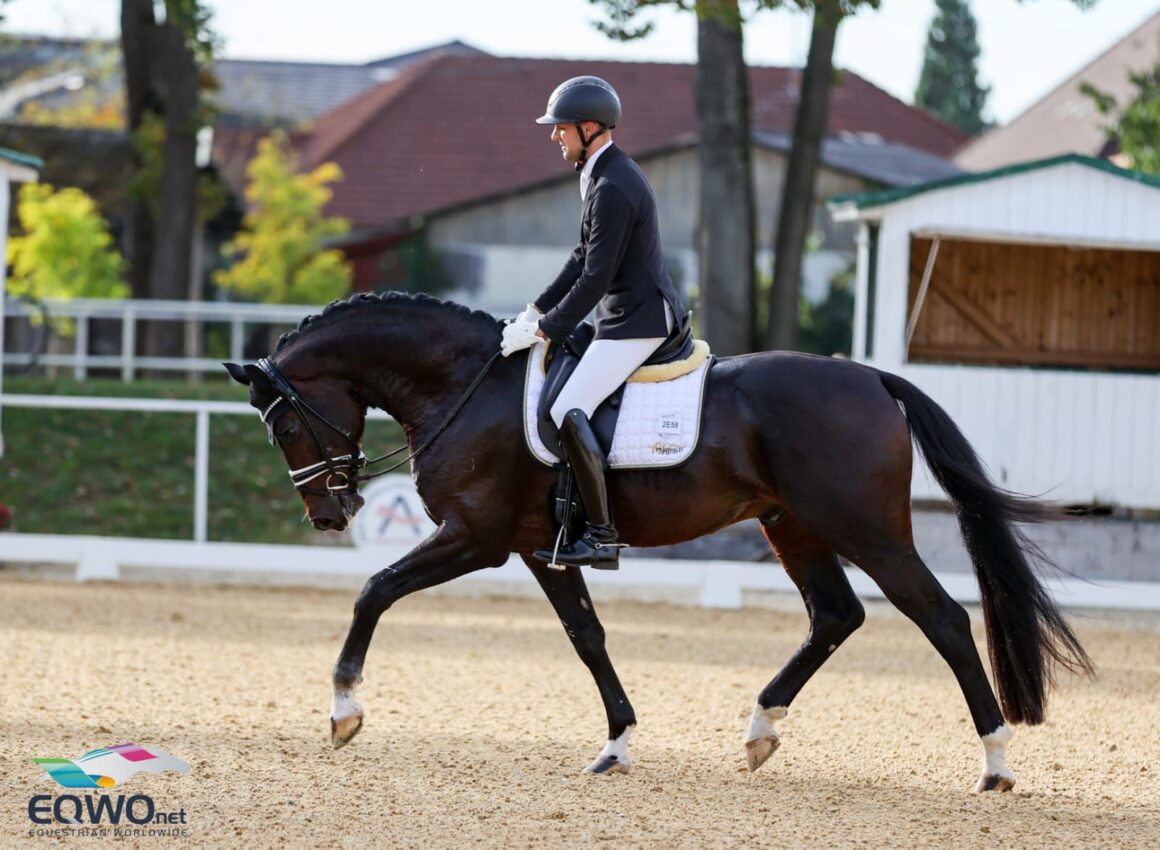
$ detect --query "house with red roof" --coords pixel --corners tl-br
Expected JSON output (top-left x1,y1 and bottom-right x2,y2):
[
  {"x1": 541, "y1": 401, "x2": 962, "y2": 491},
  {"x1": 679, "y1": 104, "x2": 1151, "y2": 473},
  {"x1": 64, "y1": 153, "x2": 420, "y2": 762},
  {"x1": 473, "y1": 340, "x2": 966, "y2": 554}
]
[
  {"x1": 252, "y1": 52, "x2": 965, "y2": 313},
  {"x1": 1, "y1": 36, "x2": 966, "y2": 315}
]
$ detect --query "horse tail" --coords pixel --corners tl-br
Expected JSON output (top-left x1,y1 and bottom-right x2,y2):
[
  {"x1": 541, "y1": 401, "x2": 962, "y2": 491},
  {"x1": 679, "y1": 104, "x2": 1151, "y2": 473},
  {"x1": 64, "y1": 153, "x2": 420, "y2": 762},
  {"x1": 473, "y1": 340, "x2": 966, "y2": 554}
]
[{"x1": 876, "y1": 370, "x2": 1094, "y2": 725}]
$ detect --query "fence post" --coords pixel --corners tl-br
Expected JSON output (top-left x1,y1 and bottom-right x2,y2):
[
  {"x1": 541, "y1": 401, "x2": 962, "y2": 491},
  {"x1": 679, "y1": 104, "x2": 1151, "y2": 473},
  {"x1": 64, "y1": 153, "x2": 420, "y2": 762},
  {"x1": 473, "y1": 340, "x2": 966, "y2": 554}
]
[
  {"x1": 74, "y1": 315, "x2": 89, "y2": 381},
  {"x1": 230, "y1": 318, "x2": 244, "y2": 363},
  {"x1": 121, "y1": 309, "x2": 136, "y2": 382},
  {"x1": 194, "y1": 409, "x2": 209, "y2": 543}
]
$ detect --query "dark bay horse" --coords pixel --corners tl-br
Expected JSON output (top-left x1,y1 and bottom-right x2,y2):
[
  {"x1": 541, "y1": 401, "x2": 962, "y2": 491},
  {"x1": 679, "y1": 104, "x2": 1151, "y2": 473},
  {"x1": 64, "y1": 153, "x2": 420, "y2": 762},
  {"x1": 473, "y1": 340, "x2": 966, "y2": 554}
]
[{"x1": 224, "y1": 292, "x2": 1092, "y2": 792}]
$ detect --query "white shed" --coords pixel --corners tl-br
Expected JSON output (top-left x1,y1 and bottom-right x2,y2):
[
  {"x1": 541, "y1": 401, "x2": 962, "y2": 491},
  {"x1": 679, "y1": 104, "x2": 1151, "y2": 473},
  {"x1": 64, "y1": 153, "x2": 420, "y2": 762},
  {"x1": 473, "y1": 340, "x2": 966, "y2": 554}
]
[
  {"x1": 0, "y1": 146, "x2": 43, "y2": 458},
  {"x1": 829, "y1": 154, "x2": 1160, "y2": 511}
]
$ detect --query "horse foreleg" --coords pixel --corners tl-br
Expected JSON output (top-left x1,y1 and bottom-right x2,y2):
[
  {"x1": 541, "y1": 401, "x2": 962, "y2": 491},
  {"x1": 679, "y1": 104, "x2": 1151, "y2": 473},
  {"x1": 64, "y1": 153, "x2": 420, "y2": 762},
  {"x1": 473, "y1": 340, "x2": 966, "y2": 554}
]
[
  {"x1": 522, "y1": 555, "x2": 637, "y2": 774},
  {"x1": 331, "y1": 526, "x2": 507, "y2": 748},
  {"x1": 746, "y1": 515, "x2": 865, "y2": 772}
]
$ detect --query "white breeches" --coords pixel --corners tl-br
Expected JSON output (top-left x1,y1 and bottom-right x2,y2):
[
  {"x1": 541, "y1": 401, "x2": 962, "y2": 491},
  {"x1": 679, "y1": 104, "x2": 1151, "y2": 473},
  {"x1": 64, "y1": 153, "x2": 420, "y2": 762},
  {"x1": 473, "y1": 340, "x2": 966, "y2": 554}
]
[{"x1": 550, "y1": 301, "x2": 674, "y2": 428}]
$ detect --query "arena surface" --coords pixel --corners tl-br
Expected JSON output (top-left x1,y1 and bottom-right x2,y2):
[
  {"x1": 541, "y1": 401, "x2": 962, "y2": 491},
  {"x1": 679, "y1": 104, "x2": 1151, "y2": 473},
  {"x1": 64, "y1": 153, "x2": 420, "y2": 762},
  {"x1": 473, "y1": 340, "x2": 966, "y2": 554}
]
[{"x1": 1, "y1": 574, "x2": 1157, "y2": 849}]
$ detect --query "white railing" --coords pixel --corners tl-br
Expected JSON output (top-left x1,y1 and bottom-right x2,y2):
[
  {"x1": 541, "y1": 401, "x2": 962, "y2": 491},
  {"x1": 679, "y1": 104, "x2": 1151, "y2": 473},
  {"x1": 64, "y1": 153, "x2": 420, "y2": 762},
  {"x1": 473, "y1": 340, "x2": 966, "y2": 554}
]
[
  {"x1": 3, "y1": 297, "x2": 322, "y2": 381},
  {"x1": 0, "y1": 393, "x2": 393, "y2": 543}
]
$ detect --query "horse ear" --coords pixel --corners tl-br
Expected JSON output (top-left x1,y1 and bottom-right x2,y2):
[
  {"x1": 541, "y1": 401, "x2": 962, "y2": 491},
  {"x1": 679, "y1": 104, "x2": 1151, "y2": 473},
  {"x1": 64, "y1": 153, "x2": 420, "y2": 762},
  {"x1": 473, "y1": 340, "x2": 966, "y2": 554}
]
[
  {"x1": 223, "y1": 362, "x2": 250, "y2": 385},
  {"x1": 243, "y1": 364, "x2": 273, "y2": 393}
]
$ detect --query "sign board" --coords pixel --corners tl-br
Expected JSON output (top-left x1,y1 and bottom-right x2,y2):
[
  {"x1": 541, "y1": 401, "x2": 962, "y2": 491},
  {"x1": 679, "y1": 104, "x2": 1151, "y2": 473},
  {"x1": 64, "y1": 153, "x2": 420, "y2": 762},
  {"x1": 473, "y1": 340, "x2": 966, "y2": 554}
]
[{"x1": 350, "y1": 475, "x2": 437, "y2": 550}]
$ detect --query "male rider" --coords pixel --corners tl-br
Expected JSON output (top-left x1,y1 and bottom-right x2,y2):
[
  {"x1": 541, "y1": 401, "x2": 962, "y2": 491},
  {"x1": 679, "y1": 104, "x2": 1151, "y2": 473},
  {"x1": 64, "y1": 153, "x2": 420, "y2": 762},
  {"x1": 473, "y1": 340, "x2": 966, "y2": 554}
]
[{"x1": 501, "y1": 76, "x2": 687, "y2": 570}]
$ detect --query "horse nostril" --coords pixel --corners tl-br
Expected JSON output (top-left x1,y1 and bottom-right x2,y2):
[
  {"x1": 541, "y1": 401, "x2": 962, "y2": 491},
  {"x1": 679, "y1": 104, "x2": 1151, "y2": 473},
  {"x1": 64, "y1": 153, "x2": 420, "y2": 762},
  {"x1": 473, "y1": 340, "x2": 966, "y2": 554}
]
[{"x1": 312, "y1": 516, "x2": 338, "y2": 531}]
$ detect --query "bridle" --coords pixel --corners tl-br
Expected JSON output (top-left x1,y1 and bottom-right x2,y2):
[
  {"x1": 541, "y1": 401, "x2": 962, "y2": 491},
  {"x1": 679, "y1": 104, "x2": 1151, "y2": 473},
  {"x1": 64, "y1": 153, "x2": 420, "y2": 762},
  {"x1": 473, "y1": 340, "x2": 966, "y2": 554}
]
[{"x1": 256, "y1": 352, "x2": 501, "y2": 499}]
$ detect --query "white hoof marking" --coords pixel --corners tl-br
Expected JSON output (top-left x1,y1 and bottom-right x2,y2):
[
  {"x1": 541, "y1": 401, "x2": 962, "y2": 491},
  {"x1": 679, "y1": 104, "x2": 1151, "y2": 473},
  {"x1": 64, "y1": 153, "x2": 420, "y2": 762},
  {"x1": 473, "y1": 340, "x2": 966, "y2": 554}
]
[
  {"x1": 974, "y1": 724, "x2": 1016, "y2": 792},
  {"x1": 745, "y1": 704, "x2": 787, "y2": 744},
  {"x1": 586, "y1": 726, "x2": 634, "y2": 774},
  {"x1": 744, "y1": 704, "x2": 787, "y2": 772}
]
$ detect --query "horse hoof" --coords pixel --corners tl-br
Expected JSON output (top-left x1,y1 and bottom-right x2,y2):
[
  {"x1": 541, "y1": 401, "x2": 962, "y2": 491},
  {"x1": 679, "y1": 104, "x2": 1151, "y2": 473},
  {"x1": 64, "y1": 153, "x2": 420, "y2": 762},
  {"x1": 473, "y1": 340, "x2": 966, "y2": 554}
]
[
  {"x1": 745, "y1": 735, "x2": 779, "y2": 772},
  {"x1": 330, "y1": 711, "x2": 364, "y2": 749},
  {"x1": 586, "y1": 754, "x2": 631, "y2": 775},
  {"x1": 974, "y1": 772, "x2": 1015, "y2": 793}
]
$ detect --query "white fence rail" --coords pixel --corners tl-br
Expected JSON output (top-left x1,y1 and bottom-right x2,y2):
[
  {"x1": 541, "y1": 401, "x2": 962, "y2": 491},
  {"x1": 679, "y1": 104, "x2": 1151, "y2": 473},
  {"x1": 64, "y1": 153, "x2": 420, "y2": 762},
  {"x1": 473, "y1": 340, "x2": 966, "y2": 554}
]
[
  {"x1": 0, "y1": 393, "x2": 392, "y2": 543},
  {"x1": 3, "y1": 297, "x2": 322, "y2": 380}
]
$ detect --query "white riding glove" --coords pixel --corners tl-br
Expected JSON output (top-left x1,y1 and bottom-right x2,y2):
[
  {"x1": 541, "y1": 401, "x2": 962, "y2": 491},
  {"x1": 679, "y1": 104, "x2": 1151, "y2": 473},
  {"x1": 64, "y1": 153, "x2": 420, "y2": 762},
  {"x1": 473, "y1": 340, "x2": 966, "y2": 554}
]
[
  {"x1": 511, "y1": 302, "x2": 542, "y2": 324},
  {"x1": 501, "y1": 320, "x2": 541, "y2": 357}
]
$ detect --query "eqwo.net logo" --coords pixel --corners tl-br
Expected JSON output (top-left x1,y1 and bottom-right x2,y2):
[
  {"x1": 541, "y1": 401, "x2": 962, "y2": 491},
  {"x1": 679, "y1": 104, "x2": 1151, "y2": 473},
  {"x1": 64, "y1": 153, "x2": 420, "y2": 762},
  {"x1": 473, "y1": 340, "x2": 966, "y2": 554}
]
[
  {"x1": 28, "y1": 743, "x2": 189, "y2": 832},
  {"x1": 34, "y1": 743, "x2": 189, "y2": 789}
]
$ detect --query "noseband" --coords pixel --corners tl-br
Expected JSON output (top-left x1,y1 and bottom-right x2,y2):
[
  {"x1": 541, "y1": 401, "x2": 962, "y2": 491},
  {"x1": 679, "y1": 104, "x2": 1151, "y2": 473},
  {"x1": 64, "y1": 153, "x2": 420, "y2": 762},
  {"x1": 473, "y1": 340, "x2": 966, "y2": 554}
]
[{"x1": 256, "y1": 351, "x2": 501, "y2": 499}]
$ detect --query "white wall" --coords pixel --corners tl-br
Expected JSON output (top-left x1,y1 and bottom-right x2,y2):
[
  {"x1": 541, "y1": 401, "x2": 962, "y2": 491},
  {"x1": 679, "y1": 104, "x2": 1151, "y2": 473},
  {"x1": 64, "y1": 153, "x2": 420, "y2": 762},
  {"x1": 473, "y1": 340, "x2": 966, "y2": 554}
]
[{"x1": 900, "y1": 364, "x2": 1160, "y2": 510}]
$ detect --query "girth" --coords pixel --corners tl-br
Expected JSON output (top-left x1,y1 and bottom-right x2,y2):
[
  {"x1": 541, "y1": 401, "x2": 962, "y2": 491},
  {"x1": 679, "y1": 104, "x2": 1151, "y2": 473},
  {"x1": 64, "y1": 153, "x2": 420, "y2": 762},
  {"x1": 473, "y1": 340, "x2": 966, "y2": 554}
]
[{"x1": 536, "y1": 312, "x2": 694, "y2": 460}]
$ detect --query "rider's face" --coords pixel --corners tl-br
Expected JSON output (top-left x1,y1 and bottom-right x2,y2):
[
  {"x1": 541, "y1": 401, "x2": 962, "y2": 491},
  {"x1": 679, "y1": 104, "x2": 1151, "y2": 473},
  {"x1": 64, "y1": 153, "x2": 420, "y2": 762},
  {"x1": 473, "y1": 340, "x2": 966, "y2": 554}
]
[{"x1": 551, "y1": 122, "x2": 599, "y2": 164}]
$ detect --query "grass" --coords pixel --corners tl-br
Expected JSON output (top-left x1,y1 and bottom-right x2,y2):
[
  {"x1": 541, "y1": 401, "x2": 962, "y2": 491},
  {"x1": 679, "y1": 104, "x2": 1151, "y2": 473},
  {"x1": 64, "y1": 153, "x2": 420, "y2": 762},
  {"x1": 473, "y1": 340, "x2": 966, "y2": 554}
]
[{"x1": 0, "y1": 375, "x2": 406, "y2": 542}]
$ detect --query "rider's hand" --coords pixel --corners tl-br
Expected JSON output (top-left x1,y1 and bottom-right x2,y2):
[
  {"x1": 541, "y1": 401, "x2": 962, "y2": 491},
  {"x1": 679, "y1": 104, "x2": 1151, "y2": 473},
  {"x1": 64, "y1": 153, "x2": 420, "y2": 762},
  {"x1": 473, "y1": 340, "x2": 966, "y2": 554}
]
[
  {"x1": 501, "y1": 320, "x2": 542, "y2": 357},
  {"x1": 508, "y1": 302, "x2": 542, "y2": 325}
]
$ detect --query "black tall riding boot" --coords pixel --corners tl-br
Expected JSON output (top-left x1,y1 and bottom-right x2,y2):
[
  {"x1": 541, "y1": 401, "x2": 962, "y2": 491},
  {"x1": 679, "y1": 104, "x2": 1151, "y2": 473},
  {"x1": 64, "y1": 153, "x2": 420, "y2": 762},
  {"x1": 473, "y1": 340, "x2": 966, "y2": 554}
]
[{"x1": 534, "y1": 408, "x2": 621, "y2": 569}]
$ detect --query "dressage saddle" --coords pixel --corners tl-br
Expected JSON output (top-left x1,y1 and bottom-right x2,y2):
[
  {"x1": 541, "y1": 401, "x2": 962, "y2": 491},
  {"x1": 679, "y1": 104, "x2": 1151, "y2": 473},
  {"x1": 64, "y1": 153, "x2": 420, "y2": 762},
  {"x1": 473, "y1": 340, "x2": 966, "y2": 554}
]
[{"x1": 536, "y1": 311, "x2": 694, "y2": 460}]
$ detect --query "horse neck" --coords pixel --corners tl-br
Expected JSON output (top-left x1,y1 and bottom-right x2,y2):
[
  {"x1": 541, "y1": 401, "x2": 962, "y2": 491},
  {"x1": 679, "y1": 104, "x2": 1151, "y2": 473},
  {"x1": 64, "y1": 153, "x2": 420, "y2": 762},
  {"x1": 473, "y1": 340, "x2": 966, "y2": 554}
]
[{"x1": 293, "y1": 308, "x2": 499, "y2": 438}]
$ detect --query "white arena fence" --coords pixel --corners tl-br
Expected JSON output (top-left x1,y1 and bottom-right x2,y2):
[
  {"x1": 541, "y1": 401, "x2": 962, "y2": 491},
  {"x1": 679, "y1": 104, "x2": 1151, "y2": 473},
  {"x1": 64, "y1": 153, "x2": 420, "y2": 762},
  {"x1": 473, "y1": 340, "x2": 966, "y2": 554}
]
[
  {"x1": 1, "y1": 393, "x2": 1158, "y2": 612},
  {"x1": 3, "y1": 297, "x2": 319, "y2": 380}
]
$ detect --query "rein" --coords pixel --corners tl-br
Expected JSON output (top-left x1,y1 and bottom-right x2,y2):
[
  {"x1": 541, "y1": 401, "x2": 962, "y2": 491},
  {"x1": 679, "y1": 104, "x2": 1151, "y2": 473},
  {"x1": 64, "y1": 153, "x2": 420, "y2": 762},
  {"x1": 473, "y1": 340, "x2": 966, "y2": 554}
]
[{"x1": 257, "y1": 351, "x2": 501, "y2": 495}]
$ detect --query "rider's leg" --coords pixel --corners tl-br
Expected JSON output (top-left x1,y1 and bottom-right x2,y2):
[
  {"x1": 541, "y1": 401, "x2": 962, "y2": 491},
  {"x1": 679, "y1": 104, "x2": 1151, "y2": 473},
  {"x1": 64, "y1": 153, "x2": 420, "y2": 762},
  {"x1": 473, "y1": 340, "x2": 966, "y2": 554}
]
[{"x1": 538, "y1": 336, "x2": 664, "y2": 568}]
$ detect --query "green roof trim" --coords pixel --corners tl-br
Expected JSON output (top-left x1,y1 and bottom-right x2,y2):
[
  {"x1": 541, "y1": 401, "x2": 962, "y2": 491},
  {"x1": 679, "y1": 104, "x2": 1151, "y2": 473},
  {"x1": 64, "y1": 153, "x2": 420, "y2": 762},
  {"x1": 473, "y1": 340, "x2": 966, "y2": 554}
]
[
  {"x1": 828, "y1": 153, "x2": 1160, "y2": 212},
  {"x1": 0, "y1": 147, "x2": 44, "y2": 171}
]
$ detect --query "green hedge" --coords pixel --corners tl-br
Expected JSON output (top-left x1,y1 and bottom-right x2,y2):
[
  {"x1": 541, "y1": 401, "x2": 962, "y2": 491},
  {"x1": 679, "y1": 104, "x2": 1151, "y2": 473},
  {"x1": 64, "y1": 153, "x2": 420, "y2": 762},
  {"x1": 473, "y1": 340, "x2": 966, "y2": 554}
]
[{"x1": 0, "y1": 376, "x2": 406, "y2": 542}]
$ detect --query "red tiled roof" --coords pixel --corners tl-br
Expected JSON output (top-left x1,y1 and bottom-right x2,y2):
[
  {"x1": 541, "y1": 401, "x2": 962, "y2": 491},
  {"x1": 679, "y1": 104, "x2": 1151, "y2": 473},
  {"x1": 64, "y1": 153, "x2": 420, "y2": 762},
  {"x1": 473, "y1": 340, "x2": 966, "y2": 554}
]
[{"x1": 299, "y1": 54, "x2": 967, "y2": 231}]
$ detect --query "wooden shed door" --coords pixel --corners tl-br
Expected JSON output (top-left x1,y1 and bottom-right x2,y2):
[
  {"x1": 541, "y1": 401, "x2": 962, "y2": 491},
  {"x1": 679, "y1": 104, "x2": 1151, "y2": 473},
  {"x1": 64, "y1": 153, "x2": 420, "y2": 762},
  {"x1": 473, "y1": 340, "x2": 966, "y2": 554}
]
[{"x1": 907, "y1": 236, "x2": 1160, "y2": 370}]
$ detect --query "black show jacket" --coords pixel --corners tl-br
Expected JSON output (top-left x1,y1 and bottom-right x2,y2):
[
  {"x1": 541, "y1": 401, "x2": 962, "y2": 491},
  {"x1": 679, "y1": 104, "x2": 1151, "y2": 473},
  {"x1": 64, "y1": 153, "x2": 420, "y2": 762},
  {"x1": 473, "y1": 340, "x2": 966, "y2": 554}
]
[{"x1": 535, "y1": 144, "x2": 685, "y2": 342}]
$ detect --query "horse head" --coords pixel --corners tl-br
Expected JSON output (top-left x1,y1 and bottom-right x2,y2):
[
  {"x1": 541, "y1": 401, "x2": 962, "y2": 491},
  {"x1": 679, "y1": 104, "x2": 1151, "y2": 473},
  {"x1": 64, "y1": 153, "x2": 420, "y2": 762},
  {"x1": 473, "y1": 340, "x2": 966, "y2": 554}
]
[{"x1": 225, "y1": 358, "x2": 368, "y2": 532}]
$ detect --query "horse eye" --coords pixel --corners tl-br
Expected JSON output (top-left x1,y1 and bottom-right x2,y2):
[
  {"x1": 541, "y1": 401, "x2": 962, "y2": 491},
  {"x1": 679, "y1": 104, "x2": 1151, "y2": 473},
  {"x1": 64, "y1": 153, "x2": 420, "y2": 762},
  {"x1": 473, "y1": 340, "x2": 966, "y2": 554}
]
[{"x1": 276, "y1": 425, "x2": 299, "y2": 443}]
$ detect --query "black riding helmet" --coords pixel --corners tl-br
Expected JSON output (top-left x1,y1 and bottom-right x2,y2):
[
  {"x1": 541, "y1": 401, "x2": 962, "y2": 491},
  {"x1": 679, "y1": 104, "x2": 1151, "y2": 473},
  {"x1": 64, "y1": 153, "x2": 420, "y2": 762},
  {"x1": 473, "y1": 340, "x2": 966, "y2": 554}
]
[{"x1": 536, "y1": 76, "x2": 622, "y2": 170}]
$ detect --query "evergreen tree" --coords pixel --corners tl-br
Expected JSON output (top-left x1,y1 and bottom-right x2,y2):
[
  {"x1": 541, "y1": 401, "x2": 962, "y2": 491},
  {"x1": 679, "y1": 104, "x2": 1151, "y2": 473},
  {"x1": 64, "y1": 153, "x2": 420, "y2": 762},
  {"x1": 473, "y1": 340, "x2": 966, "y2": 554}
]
[{"x1": 915, "y1": 0, "x2": 989, "y2": 136}]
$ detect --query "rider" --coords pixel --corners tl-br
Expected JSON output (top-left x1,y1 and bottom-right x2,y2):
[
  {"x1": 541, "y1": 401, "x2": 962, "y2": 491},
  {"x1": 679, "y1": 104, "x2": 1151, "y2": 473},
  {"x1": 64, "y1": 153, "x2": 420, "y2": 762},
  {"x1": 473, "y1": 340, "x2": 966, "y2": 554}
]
[{"x1": 501, "y1": 75, "x2": 687, "y2": 570}]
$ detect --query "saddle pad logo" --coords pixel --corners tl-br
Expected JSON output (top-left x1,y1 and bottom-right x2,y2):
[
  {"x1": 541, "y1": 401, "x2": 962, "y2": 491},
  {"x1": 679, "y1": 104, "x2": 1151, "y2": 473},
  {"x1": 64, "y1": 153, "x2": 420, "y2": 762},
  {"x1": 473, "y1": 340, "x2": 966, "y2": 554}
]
[{"x1": 33, "y1": 743, "x2": 190, "y2": 789}]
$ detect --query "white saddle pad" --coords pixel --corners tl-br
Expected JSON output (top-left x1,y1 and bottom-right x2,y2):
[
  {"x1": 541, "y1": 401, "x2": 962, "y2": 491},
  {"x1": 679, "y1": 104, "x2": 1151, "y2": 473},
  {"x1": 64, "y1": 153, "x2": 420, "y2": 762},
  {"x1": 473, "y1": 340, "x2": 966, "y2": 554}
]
[{"x1": 522, "y1": 341, "x2": 712, "y2": 469}]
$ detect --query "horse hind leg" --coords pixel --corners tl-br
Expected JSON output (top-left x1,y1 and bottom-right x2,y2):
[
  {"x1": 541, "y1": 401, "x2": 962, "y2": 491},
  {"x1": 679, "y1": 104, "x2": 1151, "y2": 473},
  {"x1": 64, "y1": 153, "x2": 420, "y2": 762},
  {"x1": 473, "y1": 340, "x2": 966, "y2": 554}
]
[
  {"x1": 745, "y1": 513, "x2": 865, "y2": 772},
  {"x1": 856, "y1": 546, "x2": 1014, "y2": 792}
]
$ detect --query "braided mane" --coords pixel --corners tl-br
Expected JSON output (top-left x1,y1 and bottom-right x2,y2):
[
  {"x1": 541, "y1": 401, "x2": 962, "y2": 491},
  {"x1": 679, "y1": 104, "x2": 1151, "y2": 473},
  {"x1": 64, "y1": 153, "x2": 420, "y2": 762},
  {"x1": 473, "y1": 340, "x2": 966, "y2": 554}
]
[{"x1": 274, "y1": 291, "x2": 502, "y2": 352}]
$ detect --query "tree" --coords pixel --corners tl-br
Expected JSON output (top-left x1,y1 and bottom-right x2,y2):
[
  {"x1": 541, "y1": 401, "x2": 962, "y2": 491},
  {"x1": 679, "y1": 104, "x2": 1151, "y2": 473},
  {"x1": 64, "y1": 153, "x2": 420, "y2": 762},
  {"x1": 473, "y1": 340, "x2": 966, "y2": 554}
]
[
  {"x1": 592, "y1": 0, "x2": 757, "y2": 354},
  {"x1": 120, "y1": 0, "x2": 218, "y2": 357},
  {"x1": 915, "y1": 0, "x2": 989, "y2": 136},
  {"x1": 764, "y1": 0, "x2": 879, "y2": 352},
  {"x1": 1081, "y1": 49, "x2": 1160, "y2": 176},
  {"x1": 6, "y1": 183, "x2": 128, "y2": 302},
  {"x1": 592, "y1": 1, "x2": 879, "y2": 353},
  {"x1": 214, "y1": 134, "x2": 352, "y2": 305}
]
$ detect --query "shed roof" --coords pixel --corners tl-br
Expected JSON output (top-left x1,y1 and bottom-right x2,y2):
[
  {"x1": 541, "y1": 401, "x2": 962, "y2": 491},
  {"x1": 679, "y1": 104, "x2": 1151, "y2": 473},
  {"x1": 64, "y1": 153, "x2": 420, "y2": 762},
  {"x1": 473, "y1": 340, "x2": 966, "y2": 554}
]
[
  {"x1": 754, "y1": 131, "x2": 963, "y2": 187},
  {"x1": 828, "y1": 153, "x2": 1160, "y2": 219}
]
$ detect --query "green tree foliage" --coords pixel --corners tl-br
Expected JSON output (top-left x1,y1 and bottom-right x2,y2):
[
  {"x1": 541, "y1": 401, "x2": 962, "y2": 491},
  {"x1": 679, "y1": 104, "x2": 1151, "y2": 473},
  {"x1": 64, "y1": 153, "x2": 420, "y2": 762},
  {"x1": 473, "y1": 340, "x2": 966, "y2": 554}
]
[
  {"x1": 1081, "y1": 49, "x2": 1160, "y2": 176},
  {"x1": 797, "y1": 263, "x2": 853, "y2": 356},
  {"x1": 915, "y1": 0, "x2": 989, "y2": 136},
  {"x1": 5, "y1": 183, "x2": 128, "y2": 301},
  {"x1": 214, "y1": 133, "x2": 352, "y2": 304}
]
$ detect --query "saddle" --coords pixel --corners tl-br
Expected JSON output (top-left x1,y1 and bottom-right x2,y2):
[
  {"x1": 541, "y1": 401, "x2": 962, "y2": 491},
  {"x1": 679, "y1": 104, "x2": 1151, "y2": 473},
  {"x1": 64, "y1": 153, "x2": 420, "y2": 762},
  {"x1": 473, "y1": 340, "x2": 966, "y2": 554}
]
[{"x1": 536, "y1": 311, "x2": 696, "y2": 459}]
